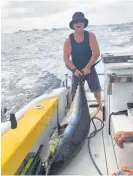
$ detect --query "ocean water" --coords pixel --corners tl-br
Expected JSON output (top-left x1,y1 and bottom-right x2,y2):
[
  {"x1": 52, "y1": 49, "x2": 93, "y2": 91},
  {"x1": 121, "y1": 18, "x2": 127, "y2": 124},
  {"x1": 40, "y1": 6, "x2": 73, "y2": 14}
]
[{"x1": 1, "y1": 0, "x2": 133, "y2": 119}]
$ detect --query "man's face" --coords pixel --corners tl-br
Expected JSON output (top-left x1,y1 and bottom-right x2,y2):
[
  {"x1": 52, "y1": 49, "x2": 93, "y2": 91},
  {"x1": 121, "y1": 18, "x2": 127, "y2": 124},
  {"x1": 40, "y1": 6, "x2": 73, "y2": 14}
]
[{"x1": 73, "y1": 20, "x2": 85, "y2": 32}]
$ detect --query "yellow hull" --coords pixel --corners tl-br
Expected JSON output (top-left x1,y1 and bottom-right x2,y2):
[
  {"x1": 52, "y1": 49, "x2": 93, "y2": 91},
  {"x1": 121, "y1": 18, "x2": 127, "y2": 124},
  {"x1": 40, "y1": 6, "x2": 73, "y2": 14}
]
[{"x1": 1, "y1": 97, "x2": 58, "y2": 175}]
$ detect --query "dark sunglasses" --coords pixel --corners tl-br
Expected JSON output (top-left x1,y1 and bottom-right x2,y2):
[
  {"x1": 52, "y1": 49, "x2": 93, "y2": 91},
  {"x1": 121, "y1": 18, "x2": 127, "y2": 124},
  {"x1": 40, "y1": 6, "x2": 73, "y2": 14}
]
[{"x1": 73, "y1": 19, "x2": 84, "y2": 24}]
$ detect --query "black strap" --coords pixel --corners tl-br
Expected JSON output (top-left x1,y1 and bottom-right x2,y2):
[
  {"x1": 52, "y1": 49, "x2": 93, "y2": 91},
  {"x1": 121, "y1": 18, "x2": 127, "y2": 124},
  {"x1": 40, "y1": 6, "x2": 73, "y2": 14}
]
[
  {"x1": 69, "y1": 33, "x2": 74, "y2": 48},
  {"x1": 84, "y1": 30, "x2": 90, "y2": 47}
]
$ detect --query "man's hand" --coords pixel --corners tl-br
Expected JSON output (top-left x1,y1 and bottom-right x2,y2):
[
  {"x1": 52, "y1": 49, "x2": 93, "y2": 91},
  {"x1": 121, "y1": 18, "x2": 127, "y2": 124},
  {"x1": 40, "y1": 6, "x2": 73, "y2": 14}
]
[
  {"x1": 113, "y1": 131, "x2": 133, "y2": 148},
  {"x1": 74, "y1": 69, "x2": 83, "y2": 77},
  {"x1": 82, "y1": 66, "x2": 91, "y2": 75}
]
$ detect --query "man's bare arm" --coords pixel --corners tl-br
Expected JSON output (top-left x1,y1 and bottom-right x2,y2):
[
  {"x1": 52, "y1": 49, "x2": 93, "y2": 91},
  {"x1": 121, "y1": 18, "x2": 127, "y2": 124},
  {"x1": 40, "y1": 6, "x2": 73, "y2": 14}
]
[
  {"x1": 63, "y1": 38, "x2": 76, "y2": 70},
  {"x1": 113, "y1": 131, "x2": 133, "y2": 148},
  {"x1": 86, "y1": 32, "x2": 100, "y2": 68}
]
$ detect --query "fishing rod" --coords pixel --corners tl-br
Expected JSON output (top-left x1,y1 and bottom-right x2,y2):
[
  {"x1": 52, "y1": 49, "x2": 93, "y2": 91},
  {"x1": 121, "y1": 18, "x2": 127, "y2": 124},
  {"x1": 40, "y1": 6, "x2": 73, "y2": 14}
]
[
  {"x1": 91, "y1": 59, "x2": 101, "y2": 68},
  {"x1": 25, "y1": 145, "x2": 43, "y2": 175},
  {"x1": 66, "y1": 59, "x2": 102, "y2": 72}
]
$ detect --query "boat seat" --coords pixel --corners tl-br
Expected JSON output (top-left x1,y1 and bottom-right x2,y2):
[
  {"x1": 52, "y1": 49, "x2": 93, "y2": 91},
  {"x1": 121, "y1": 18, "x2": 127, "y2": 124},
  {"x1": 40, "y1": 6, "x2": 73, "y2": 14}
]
[{"x1": 110, "y1": 114, "x2": 133, "y2": 169}]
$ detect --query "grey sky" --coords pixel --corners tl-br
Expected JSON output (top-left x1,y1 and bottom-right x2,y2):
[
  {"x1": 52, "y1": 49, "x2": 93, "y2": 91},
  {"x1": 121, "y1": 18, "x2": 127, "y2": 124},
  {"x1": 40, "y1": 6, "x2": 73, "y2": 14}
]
[
  {"x1": 2, "y1": 1, "x2": 72, "y2": 18},
  {"x1": 1, "y1": 0, "x2": 133, "y2": 33}
]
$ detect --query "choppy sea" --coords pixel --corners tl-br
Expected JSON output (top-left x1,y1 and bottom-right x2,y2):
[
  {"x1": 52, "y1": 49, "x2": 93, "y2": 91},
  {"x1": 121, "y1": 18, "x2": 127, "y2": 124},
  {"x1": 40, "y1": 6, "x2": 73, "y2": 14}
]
[{"x1": 1, "y1": 0, "x2": 133, "y2": 119}]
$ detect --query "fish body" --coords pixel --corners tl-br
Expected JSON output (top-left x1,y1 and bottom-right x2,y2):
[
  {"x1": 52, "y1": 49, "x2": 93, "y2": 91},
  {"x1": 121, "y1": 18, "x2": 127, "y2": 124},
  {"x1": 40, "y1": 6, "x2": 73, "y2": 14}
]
[{"x1": 45, "y1": 78, "x2": 91, "y2": 174}]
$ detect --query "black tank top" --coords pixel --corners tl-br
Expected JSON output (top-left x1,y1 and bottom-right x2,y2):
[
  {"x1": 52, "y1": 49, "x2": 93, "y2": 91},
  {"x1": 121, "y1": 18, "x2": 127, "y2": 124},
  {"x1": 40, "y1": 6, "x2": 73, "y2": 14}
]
[{"x1": 69, "y1": 30, "x2": 92, "y2": 70}]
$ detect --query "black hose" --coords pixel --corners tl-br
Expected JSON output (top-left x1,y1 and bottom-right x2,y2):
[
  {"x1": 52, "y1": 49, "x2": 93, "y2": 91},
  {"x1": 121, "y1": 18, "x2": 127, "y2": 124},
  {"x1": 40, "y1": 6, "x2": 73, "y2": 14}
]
[
  {"x1": 87, "y1": 116, "x2": 104, "y2": 175},
  {"x1": 88, "y1": 139, "x2": 103, "y2": 175},
  {"x1": 108, "y1": 110, "x2": 127, "y2": 135}
]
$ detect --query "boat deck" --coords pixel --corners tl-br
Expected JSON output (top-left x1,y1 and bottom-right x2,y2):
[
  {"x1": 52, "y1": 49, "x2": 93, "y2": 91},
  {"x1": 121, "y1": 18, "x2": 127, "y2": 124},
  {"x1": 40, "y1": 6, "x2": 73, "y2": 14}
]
[
  {"x1": 39, "y1": 88, "x2": 132, "y2": 175},
  {"x1": 59, "y1": 103, "x2": 118, "y2": 175}
]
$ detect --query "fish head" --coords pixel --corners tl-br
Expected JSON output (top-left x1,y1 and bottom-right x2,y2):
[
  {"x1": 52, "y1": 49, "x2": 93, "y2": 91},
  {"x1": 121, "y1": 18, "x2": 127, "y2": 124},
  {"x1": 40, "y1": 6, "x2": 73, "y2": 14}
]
[
  {"x1": 46, "y1": 154, "x2": 65, "y2": 175},
  {"x1": 45, "y1": 138, "x2": 66, "y2": 175}
]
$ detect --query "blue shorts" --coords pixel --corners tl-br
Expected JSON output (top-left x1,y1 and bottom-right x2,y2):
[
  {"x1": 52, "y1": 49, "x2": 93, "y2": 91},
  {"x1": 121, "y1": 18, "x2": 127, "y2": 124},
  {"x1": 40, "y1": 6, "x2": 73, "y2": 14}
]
[{"x1": 72, "y1": 68, "x2": 101, "y2": 96}]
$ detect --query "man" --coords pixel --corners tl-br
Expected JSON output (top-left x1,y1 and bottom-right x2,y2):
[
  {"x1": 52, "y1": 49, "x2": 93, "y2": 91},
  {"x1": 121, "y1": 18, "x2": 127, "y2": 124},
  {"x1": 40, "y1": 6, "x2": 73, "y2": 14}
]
[
  {"x1": 63, "y1": 12, "x2": 102, "y2": 109},
  {"x1": 113, "y1": 131, "x2": 133, "y2": 148}
]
